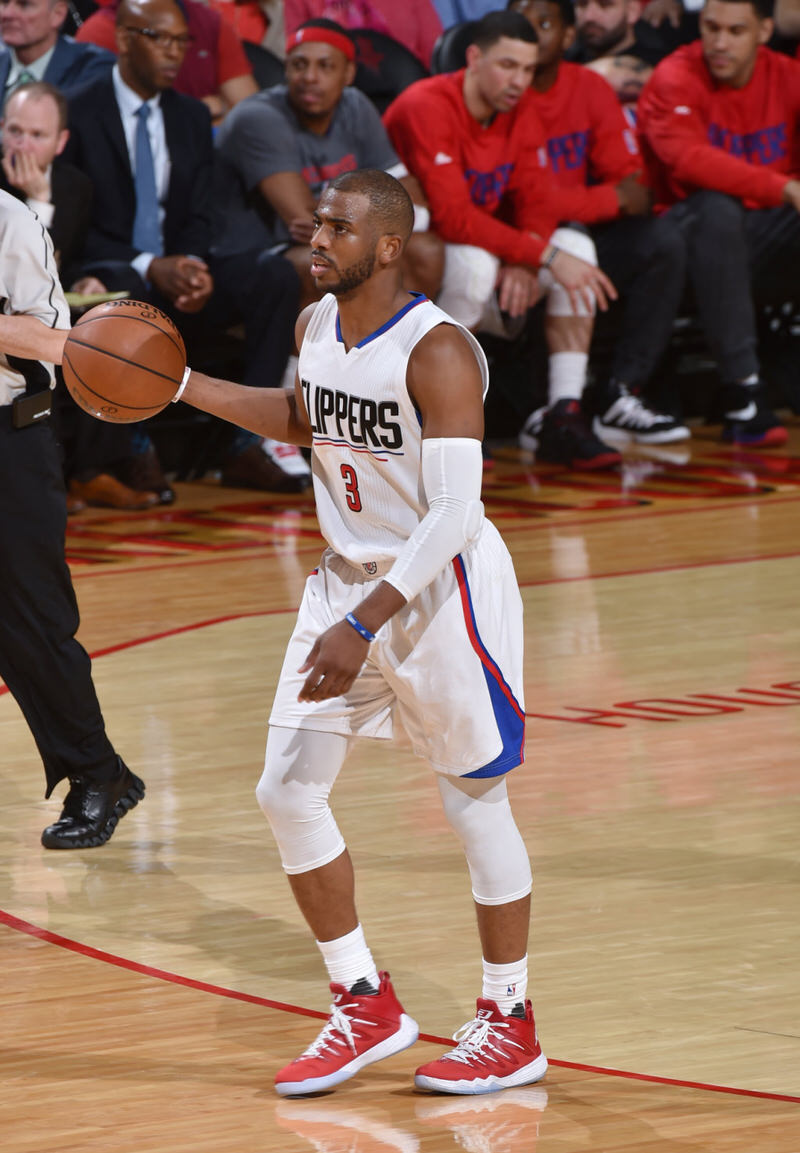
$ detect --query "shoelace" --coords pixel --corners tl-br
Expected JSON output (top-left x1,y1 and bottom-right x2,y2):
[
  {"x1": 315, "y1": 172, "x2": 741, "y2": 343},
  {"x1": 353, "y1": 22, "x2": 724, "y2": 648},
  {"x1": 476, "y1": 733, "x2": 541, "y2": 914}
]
[
  {"x1": 608, "y1": 392, "x2": 665, "y2": 429},
  {"x1": 441, "y1": 1015, "x2": 524, "y2": 1066},
  {"x1": 298, "y1": 1002, "x2": 371, "y2": 1061}
]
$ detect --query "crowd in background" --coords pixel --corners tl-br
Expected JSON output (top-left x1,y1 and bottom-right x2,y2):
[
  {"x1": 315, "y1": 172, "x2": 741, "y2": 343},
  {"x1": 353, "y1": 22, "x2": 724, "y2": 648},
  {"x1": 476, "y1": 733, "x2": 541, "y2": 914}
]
[{"x1": 1, "y1": 0, "x2": 799, "y2": 507}]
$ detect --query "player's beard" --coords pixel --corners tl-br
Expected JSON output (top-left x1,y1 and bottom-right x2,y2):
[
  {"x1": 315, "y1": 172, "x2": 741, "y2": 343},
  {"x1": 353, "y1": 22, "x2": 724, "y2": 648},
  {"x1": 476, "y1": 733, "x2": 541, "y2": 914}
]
[{"x1": 329, "y1": 249, "x2": 378, "y2": 297}]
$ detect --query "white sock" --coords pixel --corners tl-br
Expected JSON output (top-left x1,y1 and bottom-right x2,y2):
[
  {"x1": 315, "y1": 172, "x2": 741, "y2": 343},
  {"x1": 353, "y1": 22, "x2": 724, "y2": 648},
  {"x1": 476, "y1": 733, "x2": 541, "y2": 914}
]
[
  {"x1": 483, "y1": 955, "x2": 528, "y2": 1015},
  {"x1": 316, "y1": 924, "x2": 380, "y2": 992},
  {"x1": 548, "y1": 352, "x2": 588, "y2": 406}
]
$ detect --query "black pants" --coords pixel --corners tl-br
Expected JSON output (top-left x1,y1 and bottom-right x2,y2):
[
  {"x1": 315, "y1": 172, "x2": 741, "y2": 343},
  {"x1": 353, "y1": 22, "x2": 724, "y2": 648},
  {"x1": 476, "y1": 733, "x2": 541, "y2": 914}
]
[
  {"x1": 0, "y1": 408, "x2": 118, "y2": 797},
  {"x1": 592, "y1": 213, "x2": 687, "y2": 389},
  {"x1": 666, "y1": 190, "x2": 800, "y2": 382}
]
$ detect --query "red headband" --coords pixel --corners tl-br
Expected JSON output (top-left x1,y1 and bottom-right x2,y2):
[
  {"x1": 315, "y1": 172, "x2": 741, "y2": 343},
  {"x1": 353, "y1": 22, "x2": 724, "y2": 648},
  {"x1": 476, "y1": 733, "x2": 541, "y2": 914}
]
[{"x1": 288, "y1": 26, "x2": 356, "y2": 62}]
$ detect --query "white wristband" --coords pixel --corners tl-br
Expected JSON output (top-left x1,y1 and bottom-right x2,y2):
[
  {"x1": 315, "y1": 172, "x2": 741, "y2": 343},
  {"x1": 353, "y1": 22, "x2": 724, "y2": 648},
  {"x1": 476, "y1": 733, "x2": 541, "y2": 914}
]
[
  {"x1": 172, "y1": 365, "x2": 191, "y2": 403},
  {"x1": 412, "y1": 204, "x2": 431, "y2": 233}
]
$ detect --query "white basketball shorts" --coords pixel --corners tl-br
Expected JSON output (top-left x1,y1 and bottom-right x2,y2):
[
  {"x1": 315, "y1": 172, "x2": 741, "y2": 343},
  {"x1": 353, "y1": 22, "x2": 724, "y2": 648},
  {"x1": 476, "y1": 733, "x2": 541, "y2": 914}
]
[{"x1": 268, "y1": 520, "x2": 525, "y2": 778}]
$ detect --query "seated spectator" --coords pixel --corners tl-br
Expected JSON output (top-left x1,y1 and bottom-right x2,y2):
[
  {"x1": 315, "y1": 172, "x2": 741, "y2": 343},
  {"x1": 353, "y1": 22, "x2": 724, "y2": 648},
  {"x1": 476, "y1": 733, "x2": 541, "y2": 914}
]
[
  {"x1": 66, "y1": 0, "x2": 310, "y2": 493},
  {"x1": 637, "y1": 0, "x2": 797, "y2": 446},
  {"x1": 385, "y1": 10, "x2": 622, "y2": 471},
  {"x1": 285, "y1": 0, "x2": 442, "y2": 68},
  {"x1": 0, "y1": 81, "x2": 162, "y2": 509},
  {"x1": 75, "y1": 0, "x2": 258, "y2": 124},
  {"x1": 213, "y1": 18, "x2": 443, "y2": 316},
  {"x1": 510, "y1": 0, "x2": 688, "y2": 446},
  {"x1": 0, "y1": 0, "x2": 114, "y2": 105},
  {"x1": 570, "y1": 0, "x2": 672, "y2": 62},
  {"x1": 584, "y1": 52, "x2": 653, "y2": 122}
]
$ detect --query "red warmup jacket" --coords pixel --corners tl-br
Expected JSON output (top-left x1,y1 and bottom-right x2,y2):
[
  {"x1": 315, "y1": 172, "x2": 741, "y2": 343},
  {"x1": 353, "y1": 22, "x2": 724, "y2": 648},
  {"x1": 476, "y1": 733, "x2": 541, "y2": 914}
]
[
  {"x1": 533, "y1": 61, "x2": 641, "y2": 224},
  {"x1": 383, "y1": 71, "x2": 560, "y2": 267},
  {"x1": 637, "y1": 41, "x2": 800, "y2": 211}
]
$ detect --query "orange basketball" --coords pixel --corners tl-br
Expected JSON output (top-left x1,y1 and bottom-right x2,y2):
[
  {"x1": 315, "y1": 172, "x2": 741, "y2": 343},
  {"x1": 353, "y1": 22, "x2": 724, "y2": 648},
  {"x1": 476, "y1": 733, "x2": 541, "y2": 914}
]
[{"x1": 62, "y1": 299, "x2": 186, "y2": 423}]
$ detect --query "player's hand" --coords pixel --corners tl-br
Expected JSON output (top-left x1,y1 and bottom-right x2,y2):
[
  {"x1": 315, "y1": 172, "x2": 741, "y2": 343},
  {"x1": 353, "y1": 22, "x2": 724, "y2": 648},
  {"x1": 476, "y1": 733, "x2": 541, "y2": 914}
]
[
  {"x1": 297, "y1": 621, "x2": 370, "y2": 702},
  {"x1": 782, "y1": 179, "x2": 800, "y2": 214},
  {"x1": 641, "y1": 0, "x2": 682, "y2": 26},
  {"x1": 547, "y1": 249, "x2": 618, "y2": 313},
  {"x1": 496, "y1": 264, "x2": 541, "y2": 317},
  {"x1": 2, "y1": 150, "x2": 50, "y2": 202},
  {"x1": 615, "y1": 173, "x2": 652, "y2": 216}
]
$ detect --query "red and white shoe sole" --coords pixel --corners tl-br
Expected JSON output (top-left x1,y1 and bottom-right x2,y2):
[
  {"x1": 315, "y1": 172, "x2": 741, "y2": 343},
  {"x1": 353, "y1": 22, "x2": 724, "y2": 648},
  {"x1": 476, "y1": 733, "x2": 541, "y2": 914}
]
[
  {"x1": 414, "y1": 1050, "x2": 548, "y2": 1096},
  {"x1": 275, "y1": 1013, "x2": 420, "y2": 1096}
]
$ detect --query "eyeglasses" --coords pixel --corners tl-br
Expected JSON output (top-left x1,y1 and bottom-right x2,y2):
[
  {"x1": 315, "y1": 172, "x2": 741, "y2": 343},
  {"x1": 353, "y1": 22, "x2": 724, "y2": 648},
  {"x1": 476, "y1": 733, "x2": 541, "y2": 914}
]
[{"x1": 124, "y1": 26, "x2": 194, "y2": 50}]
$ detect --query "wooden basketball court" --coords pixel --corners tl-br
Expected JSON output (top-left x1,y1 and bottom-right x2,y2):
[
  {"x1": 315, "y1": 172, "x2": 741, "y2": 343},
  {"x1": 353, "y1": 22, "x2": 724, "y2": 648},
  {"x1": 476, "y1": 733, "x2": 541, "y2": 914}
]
[{"x1": 2, "y1": 421, "x2": 799, "y2": 1152}]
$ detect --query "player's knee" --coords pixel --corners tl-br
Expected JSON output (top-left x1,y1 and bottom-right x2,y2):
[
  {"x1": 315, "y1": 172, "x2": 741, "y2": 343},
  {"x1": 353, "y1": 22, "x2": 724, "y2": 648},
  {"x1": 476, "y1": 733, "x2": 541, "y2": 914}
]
[
  {"x1": 689, "y1": 189, "x2": 746, "y2": 236},
  {"x1": 552, "y1": 226, "x2": 597, "y2": 267},
  {"x1": 438, "y1": 245, "x2": 499, "y2": 329}
]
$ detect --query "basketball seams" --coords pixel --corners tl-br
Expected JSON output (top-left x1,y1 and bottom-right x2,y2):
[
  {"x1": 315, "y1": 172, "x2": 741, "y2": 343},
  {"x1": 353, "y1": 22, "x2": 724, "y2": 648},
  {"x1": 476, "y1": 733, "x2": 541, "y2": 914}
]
[
  {"x1": 73, "y1": 311, "x2": 185, "y2": 357},
  {"x1": 66, "y1": 336, "x2": 184, "y2": 387},
  {"x1": 62, "y1": 348, "x2": 170, "y2": 420}
]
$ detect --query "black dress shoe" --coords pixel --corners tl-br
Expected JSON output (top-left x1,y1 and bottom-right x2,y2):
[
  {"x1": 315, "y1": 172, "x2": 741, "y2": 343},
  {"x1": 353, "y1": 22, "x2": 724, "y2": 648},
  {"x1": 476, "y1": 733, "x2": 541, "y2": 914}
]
[{"x1": 41, "y1": 759, "x2": 145, "y2": 850}]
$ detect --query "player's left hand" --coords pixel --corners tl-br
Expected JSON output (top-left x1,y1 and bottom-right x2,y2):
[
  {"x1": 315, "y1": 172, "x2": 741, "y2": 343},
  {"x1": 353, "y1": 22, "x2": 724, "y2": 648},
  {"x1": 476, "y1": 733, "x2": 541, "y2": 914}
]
[{"x1": 297, "y1": 621, "x2": 369, "y2": 702}]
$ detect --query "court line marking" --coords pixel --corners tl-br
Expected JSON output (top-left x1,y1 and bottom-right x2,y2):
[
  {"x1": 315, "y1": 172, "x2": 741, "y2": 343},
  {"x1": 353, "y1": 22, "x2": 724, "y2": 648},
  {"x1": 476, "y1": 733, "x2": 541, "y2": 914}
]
[{"x1": 1, "y1": 908, "x2": 797, "y2": 1103}]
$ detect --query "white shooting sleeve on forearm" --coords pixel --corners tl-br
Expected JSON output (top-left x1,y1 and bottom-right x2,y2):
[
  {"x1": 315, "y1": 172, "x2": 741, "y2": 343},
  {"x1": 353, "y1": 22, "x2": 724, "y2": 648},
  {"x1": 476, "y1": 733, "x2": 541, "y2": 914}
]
[{"x1": 383, "y1": 437, "x2": 485, "y2": 604}]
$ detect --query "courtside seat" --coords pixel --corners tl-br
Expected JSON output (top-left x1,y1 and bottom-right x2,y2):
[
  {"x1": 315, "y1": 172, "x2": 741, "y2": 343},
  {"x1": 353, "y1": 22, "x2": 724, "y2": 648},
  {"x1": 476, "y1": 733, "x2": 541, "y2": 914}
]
[
  {"x1": 350, "y1": 29, "x2": 428, "y2": 112},
  {"x1": 430, "y1": 20, "x2": 474, "y2": 73}
]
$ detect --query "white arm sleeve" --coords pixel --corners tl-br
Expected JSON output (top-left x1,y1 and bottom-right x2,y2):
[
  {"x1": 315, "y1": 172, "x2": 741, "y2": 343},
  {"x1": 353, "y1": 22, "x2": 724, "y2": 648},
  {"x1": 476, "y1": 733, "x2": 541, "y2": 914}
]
[{"x1": 383, "y1": 437, "x2": 485, "y2": 604}]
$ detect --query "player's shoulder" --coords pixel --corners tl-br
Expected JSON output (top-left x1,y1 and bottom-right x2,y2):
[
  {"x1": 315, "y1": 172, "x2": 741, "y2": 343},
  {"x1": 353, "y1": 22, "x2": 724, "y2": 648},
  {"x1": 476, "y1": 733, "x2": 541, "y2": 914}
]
[
  {"x1": 296, "y1": 294, "x2": 335, "y2": 347},
  {"x1": 225, "y1": 85, "x2": 290, "y2": 133},
  {"x1": 408, "y1": 315, "x2": 483, "y2": 375},
  {"x1": 385, "y1": 71, "x2": 461, "y2": 119},
  {"x1": 650, "y1": 42, "x2": 706, "y2": 88}
]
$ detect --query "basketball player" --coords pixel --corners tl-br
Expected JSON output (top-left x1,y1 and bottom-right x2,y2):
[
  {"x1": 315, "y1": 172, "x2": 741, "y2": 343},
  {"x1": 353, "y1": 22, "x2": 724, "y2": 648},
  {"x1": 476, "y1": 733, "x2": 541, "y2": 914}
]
[
  {"x1": 0, "y1": 190, "x2": 145, "y2": 848},
  {"x1": 177, "y1": 168, "x2": 547, "y2": 1096}
]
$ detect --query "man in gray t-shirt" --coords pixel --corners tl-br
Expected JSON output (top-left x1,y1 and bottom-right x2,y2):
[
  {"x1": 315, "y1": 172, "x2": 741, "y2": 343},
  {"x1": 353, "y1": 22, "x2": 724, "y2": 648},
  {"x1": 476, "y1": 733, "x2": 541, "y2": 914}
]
[{"x1": 213, "y1": 19, "x2": 443, "y2": 308}]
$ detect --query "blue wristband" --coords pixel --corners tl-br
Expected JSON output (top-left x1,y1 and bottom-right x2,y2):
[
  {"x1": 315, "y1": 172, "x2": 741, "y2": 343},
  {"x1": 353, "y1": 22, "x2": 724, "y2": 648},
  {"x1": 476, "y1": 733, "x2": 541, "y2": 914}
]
[{"x1": 345, "y1": 612, "x2": 376, "y2": 643}]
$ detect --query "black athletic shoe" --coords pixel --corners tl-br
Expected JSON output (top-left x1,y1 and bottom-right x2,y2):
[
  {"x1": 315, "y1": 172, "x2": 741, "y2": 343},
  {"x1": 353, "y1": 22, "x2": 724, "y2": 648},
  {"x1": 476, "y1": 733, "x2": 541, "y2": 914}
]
[
  {"x1": 41, "y1": 759, "x2": 145, "y2": 849},
  {"x1": 521, "y1": 399, "x2": 622, "y2": 470},
  {"x1": 717, "y1": 383, "x2": 787, "y2": 448},
  {"x1": 594, "y1": 384, "x2": 690, "y2": 445}
]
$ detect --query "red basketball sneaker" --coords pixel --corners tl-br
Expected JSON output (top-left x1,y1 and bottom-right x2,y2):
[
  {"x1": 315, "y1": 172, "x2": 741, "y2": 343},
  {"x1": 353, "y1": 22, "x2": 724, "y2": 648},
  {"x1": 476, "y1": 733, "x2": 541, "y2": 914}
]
[
  {"x1": 414, "y1": 999, "x2": 547, "y2": 1095},
  {"x1": 274, "y1": 972, "x2": 419, "y2": 1096}
]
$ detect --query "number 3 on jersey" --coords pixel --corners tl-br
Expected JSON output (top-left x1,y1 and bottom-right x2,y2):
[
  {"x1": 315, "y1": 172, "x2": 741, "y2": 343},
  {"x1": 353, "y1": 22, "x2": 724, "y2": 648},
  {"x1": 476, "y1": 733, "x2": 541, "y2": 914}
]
[{"x1": 340, "y1": 463, "x2": 362, "y2": 512}]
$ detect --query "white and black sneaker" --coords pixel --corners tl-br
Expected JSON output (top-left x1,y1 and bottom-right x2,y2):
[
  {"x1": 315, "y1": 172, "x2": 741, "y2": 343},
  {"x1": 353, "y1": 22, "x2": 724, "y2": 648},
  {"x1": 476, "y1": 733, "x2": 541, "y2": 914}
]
[{"x1": 594, "y1": 385, "x2": 690, "y2": 445}]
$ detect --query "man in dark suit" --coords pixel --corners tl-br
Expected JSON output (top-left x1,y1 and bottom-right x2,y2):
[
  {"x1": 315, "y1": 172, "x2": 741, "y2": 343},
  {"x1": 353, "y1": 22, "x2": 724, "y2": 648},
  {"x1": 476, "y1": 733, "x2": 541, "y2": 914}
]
[
  {"x1": 64, "y1": 0, "x2": 308, "y2": 493},
  {"x1": 0, "y1": 0, "x2": 115, "y2": 103}
]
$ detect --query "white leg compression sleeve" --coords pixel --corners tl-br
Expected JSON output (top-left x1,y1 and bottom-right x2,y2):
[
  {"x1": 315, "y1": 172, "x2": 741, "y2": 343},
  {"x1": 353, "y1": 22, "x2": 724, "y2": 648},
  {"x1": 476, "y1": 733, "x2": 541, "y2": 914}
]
[
  {"x1": 540, "y1": 226, "x2": 599, "y2": 318},
  {"x1": 436, "y1": 773, "x2": 533, "y2": 906},
  {"x1": 256, "y1": 725, "x2": 351, "y2": 875}
]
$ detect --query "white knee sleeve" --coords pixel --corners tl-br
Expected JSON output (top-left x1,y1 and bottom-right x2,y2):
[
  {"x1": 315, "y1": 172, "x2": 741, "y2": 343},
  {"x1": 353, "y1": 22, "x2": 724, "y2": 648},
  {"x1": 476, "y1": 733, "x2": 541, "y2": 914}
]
[
  {"x1": 256, "y1": 726, "x2": 350, "y2": 875},
  {"x1": 438, "y1": 244, "x2": 500, "y2": 330},
  {"x1": 437, "y1": 773, "x2": 532, "y2": 906},
  {"x1": 541, "y1": 226, "x2": 598, "y2": 318}
]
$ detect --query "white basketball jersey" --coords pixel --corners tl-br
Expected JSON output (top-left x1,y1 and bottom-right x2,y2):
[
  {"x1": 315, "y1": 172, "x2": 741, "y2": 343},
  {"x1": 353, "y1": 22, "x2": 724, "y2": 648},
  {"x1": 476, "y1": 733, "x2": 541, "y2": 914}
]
[{"x1": 299, "y1": 292, "x2": 489, "y2": 571}]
